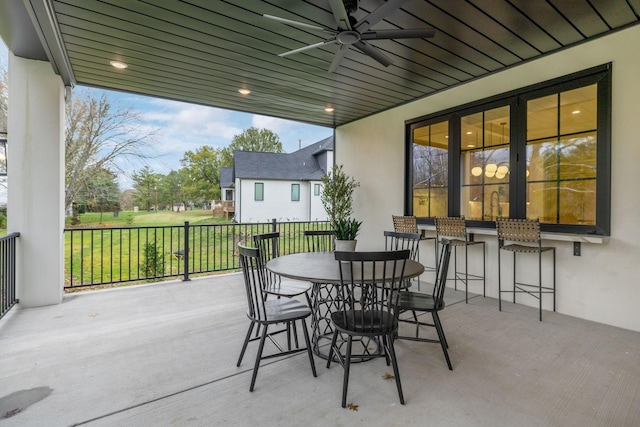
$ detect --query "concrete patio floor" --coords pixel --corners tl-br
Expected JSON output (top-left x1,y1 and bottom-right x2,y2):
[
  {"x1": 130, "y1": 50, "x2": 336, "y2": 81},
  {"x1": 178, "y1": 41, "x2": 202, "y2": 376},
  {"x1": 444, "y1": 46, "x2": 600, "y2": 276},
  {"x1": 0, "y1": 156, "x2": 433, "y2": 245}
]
[{"x1": 1, "y1": 271, "x2": 639, "y2": 426}]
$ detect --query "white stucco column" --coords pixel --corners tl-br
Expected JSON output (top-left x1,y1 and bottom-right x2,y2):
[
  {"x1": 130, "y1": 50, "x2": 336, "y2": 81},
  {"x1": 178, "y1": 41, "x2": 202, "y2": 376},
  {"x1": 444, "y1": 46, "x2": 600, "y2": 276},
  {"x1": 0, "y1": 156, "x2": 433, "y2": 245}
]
[{"x1": 7, "y1": 53, "x2": 65, "y2": 307}]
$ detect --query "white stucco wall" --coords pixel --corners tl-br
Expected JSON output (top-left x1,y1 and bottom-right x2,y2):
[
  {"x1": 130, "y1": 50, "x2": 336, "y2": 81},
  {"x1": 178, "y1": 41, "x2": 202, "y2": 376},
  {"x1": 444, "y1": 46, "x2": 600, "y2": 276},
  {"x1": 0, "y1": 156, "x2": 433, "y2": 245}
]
[
  {"x1": 309, "y1": 180, "x2": 328, "y2": 221},
  {"x1": 336, "y1": 25, "x2": 640, "y2": 332}
]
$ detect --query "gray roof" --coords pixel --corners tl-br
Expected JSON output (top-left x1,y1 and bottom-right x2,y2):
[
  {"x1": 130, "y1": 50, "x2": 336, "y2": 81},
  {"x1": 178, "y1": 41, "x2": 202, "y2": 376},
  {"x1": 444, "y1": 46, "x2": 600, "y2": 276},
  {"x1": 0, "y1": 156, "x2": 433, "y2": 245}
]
[
  {"x1": 219, "y1": 167, "x2": 234, "y2": 188},
  {"x1": 233, "y1": 136, "x2": 333, "y2": 181}
]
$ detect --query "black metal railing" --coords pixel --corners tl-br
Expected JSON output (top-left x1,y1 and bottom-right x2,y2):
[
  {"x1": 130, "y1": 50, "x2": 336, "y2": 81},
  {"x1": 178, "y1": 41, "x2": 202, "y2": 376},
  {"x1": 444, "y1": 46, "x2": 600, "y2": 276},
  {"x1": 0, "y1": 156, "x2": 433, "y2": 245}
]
[
  {"x1": 0, "y1": 232, "x2": 19, "y2": 319},
  {"x1": 64, "y1": 220, "x2": 331, "y2": 289}
]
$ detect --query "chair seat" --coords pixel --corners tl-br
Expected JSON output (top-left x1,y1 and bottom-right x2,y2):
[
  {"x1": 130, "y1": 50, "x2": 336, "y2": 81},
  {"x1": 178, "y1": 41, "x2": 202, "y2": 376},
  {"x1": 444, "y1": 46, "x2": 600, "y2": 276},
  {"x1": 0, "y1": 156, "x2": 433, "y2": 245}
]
[
  {"x1": 248, "y1": 298, "x2": 312, "y2": 324},
  {"x1": 263, "y1": 279, "x2": 312, "y2": 298},
  {"x1": 330, "y1": 310, "x2": 398, "y2": 335},
  {"x1": 502, "y1": 243, "x2": 555, "y2": 253},
  {"x1": 396, "y1": 291, "x2": 444, "y2": 312}
]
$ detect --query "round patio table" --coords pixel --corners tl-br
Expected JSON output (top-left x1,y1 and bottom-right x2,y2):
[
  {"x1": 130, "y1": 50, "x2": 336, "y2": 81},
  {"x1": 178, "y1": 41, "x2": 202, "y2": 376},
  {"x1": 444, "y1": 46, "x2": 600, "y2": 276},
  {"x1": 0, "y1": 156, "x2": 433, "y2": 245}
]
[{"x1": 267, "y1": 252, "x2": 424, "y2": 360}]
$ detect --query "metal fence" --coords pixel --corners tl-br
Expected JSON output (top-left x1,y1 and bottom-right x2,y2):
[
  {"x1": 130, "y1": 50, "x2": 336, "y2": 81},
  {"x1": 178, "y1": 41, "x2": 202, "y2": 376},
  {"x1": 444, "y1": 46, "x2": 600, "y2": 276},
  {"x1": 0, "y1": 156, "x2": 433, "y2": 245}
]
[
  {"x1": 64, "y1": 220, "x2": 332, "y2": 289},
  {"x1": 0, "y1": 232, "x2": 19, "y2": 319}
]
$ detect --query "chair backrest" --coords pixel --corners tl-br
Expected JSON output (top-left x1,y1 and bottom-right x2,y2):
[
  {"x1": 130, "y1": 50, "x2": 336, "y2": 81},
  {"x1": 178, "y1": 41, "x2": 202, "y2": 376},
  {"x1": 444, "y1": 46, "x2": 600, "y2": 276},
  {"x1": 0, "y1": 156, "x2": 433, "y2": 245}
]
[
  {"x1": 384, "y1": 230, "x2": 421, "y2": 262},
  {"x1": 496, "y1": 218, "x2": 541, "y2": 246},
  {"x1": 304, "y1": 229, "x2": 335, "y2": 252},
  {"x1": 253, "y1": 232, "x2": 282, "y2": 285},
  {"x1": 334, "y1": 250, "x2": 410, "y2": 331},
  {"x1": 435, "y1": 216, "x2": 467, "y2": 239},
  {"x1": 392, "y1": 215, "x2": 419, "y2": 233},
  {"x1": 238, "y1": 243, "x2": 268, "y2": 321},
  {"x1": 432, "y1": 239, "x2": 452, "y2": 305}
]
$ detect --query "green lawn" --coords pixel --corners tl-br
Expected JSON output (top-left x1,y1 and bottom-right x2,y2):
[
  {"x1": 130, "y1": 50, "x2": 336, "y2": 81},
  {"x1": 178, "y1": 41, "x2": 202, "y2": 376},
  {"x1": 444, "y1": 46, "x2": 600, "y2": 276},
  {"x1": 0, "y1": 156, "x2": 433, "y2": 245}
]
[{"x1": 68, "y1": 209, "x2": 230, "y2": 228}]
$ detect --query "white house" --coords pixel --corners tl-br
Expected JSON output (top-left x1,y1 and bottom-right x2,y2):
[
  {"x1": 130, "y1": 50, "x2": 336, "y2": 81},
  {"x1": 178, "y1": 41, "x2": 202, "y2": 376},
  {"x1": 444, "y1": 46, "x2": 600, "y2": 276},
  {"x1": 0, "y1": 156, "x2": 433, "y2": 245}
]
[{"x1": 226, "y1": 136, "x2": 333, "y2": 222}]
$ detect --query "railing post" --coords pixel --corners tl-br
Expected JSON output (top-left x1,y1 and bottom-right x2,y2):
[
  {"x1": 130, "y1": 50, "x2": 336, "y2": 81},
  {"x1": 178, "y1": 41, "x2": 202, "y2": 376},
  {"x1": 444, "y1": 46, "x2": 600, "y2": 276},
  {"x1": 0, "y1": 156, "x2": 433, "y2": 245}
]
[
  {"x1": 271, "y1": 218, "x2": 277, "y2": 233},
  {"x1": 183, "y1": 221, "x2": 191, "y2": 281}
]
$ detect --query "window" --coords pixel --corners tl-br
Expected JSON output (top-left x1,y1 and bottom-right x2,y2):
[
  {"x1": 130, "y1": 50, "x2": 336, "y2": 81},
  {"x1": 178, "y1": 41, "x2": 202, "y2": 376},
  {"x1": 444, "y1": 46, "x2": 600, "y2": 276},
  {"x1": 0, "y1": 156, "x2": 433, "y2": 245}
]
[
  {"x1": 412, "y1": 120, "x2": 449, "y2": 217},
  {"x1": 291, "y1": 183, "x2": 300, "y2": 201},
  {"x1": 314, "y1": 183, "x2": 321, "y2": 196},
  {"x1": 525, "y1": 85, "x2": 598, "y2": 225},
  {"x1": 406, "y1": 64, "x2": 610, "y2": 235},
  {"x1": 461, "y1": 106, "x2": 510, "y2": 221},
  {"x1": 254, "y1": 182, "x2": 264, "y2": 201}
]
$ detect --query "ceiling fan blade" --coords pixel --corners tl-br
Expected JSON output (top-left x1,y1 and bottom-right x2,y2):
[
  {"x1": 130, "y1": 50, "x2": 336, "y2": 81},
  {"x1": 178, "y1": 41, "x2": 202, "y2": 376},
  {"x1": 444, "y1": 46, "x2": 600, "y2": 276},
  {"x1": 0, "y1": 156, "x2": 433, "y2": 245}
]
[
  {"x1": 328, "y1": 44, "x2": 350, "y2": 73},
  {"x1": 279, "y1": 40, "x2": 337, "y2": 57},
  {"x1": 355, "y1": 0, "x2": 409, "y2": 33},
  {"x1": 328, "y1": 0, "x2": 352, "y2": 30},
  {"x1": 353, "y1": 41, "x2": 394, "y2": 67},
  {"x1": 361, "y1": 28, "x2": 436, "y2": 40},
  {"x1": 263, "y1": 14, "x2": 332, "y2": 33}
]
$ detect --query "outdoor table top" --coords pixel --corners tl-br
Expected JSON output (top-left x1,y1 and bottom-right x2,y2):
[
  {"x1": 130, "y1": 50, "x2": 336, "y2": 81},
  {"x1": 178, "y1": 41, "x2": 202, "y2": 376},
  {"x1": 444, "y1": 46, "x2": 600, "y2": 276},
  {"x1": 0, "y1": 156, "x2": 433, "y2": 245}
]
[{"x1": 266, "y1": 251, "x2": 424, "y2": 285}]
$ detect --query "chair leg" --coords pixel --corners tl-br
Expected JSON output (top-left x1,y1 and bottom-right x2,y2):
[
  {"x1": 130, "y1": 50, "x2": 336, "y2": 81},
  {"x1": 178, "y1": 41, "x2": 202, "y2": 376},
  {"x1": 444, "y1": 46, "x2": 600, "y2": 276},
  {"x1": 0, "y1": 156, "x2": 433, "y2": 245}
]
[
  {"x1": 341, "y1": 336, "x2": 353, "y2": 408},
  {"x1": 237, "y1": 321, "x2": 255, "y2": 367},
  {"x1": 433, "y1": 312, "x2": 452, "y2": 370},
  {"x1": 498, "y1": 249, "x2": 502, "y2": 311},
  {"x1": 250, "y1": 324, "x2": 269, "y2": 392},
  {"x1": 512, "y1": 252, "x2": 516, "y2": 304},
  {"x1": 385, "y1": 333, "x2": 405, "y2": 405},
  {"x1": 326, "y1": 330, "x2": 339, "y2": 369},
  {"x1": 301, "y1": 319, "x2": 317, "y2": 377},
  {"x1": 539, "y1": 249, "x2": 543, "y2": 322},
  {"x1": 464, "y1": 243, "x2": 469, "y2": 303}
]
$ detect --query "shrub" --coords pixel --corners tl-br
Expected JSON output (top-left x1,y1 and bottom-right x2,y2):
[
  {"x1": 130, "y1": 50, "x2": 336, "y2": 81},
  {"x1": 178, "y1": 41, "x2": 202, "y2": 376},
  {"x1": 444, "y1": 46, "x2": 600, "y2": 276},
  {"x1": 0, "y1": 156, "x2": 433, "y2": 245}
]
[{"x1": 141, "y1": 242, "x2": 164, "y2": 281}]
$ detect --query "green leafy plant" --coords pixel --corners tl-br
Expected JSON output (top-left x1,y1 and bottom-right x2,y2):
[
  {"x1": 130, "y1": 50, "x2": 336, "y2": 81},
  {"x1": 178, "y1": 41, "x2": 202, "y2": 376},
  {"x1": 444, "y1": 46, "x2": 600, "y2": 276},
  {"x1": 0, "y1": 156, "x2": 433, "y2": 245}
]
[
  {"x1": 141, "y1": 242, "x2": 163, "y2": 281},
  {"x1": 334, "y1": 218, "x2": 362, "y2": 241},
  {"x1": 320, "y1": 164, "x2": 360, "y2": 239}
]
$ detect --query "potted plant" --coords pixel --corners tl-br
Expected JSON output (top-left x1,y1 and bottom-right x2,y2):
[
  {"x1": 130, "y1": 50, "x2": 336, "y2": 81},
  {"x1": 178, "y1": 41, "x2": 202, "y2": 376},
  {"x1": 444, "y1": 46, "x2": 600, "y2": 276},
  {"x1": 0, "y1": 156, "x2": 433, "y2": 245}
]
[{"x1": 320, "y1": 164, "x2": 361, "y2": 250}]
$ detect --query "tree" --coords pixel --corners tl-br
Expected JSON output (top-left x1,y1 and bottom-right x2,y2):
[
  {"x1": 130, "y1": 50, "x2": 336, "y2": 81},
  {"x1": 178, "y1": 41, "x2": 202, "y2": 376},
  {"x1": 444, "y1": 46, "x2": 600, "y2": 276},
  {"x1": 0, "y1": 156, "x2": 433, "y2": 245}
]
[
  {"x1": 0, "y1": 70, "x2": 7, "y2": 133},
  {"x1": 219, "y1": 127, "x2": 283, "y2": 167},
  {"x1": 131, "y1": 166, "x2": 159, "y2": 211},
  {"x1": 159, "y1": 170, "x2": 184, "y2": 211},
  {"x1": 74, "y1": 168, "x2": 120, "y2": 223},
  {"x1": 65, "y1": 89, "x2": 156, "y2": 213},
  {"x1": 180, "y1": 146, "x2": 221, "y2": 205}
]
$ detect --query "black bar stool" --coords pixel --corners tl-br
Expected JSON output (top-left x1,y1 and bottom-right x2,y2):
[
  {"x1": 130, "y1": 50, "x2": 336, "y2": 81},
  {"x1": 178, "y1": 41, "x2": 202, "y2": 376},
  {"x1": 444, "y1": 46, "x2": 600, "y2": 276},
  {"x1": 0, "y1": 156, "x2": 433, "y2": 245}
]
[
  {"x1": 435, "y1": 216, "x2": 485, "y2": 303},
  {"x1": 496, "y1": 218, "x2": 556, "y2": 321}
]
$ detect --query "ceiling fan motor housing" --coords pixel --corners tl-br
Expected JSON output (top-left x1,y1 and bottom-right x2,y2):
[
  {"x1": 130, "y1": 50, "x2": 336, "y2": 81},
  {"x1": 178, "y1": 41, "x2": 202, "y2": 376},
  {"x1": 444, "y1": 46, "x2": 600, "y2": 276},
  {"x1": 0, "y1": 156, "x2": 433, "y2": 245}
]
[{"x1": 337, "y1": 30, "x2": 361, "y2": 45}]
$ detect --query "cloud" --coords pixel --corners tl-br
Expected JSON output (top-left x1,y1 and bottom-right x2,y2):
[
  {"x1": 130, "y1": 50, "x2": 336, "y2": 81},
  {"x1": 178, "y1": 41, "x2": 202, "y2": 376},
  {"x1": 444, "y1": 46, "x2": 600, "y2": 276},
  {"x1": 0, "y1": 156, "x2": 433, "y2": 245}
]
[{"x1": 252, "y1": 115, "x2": 294, "y2": 133}]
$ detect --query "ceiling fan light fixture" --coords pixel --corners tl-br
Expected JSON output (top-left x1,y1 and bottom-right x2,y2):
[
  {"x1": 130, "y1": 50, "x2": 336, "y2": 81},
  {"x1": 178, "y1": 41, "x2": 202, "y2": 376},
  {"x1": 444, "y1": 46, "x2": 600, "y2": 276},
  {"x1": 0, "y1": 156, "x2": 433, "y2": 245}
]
[{"x1": 325, "y1": 107, "x2": 335, "y2": 113}]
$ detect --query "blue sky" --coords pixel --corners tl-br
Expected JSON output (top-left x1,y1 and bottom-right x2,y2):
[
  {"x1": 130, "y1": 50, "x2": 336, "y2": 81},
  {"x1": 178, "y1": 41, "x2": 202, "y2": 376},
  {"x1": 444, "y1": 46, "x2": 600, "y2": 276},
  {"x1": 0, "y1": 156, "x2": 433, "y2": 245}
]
[{"x1": 0, "y1": 41, "x2": 333, "y2": 190}]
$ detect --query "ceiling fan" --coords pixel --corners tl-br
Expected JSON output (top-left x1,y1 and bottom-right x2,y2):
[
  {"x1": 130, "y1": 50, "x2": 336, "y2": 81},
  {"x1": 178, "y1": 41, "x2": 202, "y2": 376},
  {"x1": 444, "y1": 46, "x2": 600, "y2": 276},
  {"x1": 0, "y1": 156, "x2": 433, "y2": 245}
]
[{"x1": 264, "y1": 0, "x2": 435, "y2": 73}]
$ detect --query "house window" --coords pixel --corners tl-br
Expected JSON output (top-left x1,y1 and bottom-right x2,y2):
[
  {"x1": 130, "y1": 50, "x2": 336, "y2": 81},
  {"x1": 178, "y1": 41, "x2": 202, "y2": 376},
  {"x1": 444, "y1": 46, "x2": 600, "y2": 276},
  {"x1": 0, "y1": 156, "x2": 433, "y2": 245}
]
[
  {"x1": 314, "y1": 183, "x2": 320, "y2": 196},
  {"x1": 525, "y1": 84, "x2": 598, "y2": 225},
  {"x1": 406, "y1": 64, "x2": 611, "y2": 235},
  {"x1": 412, "y1": 120, "x2": 449, "y2": 217},
  {"x1": 461, "y1": 106, "x2": 510, "y2": 221},
  {"x1": 254, "y1": 182, "x2": 264, "y2": 201},
  {"x1": 291, "y1": 184, "x2": 300, "y2": 201}
]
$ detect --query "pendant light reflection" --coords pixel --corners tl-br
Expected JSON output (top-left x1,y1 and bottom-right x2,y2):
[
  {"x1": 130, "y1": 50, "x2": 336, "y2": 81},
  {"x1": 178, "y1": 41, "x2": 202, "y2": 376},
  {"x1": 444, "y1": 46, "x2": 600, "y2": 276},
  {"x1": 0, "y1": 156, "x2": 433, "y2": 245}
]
[{"x1": 471, "y1": 163, "x2": 509, "y2": 179}]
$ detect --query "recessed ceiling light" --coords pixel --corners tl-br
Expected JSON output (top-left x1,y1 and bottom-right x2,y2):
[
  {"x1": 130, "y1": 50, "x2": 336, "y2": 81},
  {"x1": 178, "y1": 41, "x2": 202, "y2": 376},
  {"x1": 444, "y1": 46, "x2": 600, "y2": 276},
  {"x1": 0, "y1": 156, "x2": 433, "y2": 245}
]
[
  {"x1": 467, "y1": 144, "x2": 475, "y2": 148},
  {"x1": 466, "y1": 131, "x2": 473, "y2": 135},
  {"x1": 110, "y1": 61, "x2": 128, "y2": 69},
  {"x1": 238, "y1": 88, "x2": 251, "y2": 95},
  {"x1": 325, "y1": 107, "x2": 334, "y2": 113},
  {"x1": 572, "y1": 110, "x2": 581, "y2": 114}
]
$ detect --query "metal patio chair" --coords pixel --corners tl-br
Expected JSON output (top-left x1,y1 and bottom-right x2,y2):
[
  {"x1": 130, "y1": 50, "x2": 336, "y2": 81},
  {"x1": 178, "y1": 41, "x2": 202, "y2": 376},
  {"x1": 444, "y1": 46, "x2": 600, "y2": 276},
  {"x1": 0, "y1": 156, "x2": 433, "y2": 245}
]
[{"x1": 236, "y1": 244, "x2": 317, "y2": 391}]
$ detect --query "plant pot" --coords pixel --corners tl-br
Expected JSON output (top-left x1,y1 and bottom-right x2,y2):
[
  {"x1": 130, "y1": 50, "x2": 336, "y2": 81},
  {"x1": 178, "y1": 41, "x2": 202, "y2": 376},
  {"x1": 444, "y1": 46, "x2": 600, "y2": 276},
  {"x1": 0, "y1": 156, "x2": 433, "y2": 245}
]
[{"x1": 335, "y1": 239, "x2": 357, "y2": 251}]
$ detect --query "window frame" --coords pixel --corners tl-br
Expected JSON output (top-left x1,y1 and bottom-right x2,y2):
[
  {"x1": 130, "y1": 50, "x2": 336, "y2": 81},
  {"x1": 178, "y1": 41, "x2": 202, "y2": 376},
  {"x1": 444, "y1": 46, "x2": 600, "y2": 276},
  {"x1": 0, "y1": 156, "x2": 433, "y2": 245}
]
[
  {"x1": 254, "y1": 182, "x2": 264, "y2": 201},
  {"x1": 291, "y1": 183, "x2": 300, "y2": 202},
  {"x1": 405, "y1": 64, "x2": 611, "y2": 236}
]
